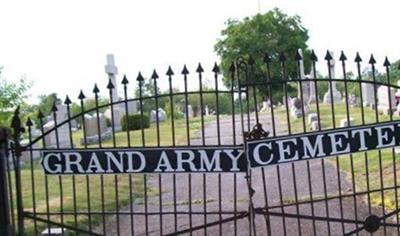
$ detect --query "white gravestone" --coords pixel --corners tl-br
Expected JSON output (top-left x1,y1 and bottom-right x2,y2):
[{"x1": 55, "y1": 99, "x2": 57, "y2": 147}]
[
  {"x1": 185, "y1": 105, "x2": 194, "y2": 118},
  {"x1": 307, "y1": 64, "x2": 317, "y2": 104},
  {"x1": 308, "y1": 113, "x2": 318, "y2": 125},
  {"x1": 377, "y1": 85, "x2": 396, "y2": 115},
  {"x1": 361, "y1": 83, "x2": 375, "y2": 107},
  {"x1": 340, "y1": 117, "x2": 354, "y2": 127},
  {"x1": 205, "y1": 105, "x2": 210, "y2": 116},
  {"x1": 104, "y1": 55, "x2": 138, "y2": 131},
  {"x1": 310, "y1": 120, "x2": 320, "y2": 131},
  {"x1": 323, "y1": 52, "x2": 342, "y2": 104},
  {"x1": 290, "y1": 97, "x2": 304, "y2": 118},
  {"x1": 297, "y1": 49, "x2": 310, "y2": 104},
  {"x1": 104, "y1": 54, "x2": 124, "y2": 131},
  {"x1": 150, "y1": 108, "x2": 166, "y2": 122},
  {"x1": 259, "y1": 99, "x2": 270, "y2": 113},
  {"x1": 43, "y1": 103, "x2": 72, "y2": 148},
  {"x1": 81, "y1": 114, "x2": 111, "y2": 145},
  {"x1": 349, "y1": 94, "x2": 357, "y2": 107}
]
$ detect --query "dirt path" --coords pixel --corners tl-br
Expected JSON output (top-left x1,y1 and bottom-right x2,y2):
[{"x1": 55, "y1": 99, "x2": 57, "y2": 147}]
[{"x1": 105, "y1": 114, "x2": 396, "y2": 235}]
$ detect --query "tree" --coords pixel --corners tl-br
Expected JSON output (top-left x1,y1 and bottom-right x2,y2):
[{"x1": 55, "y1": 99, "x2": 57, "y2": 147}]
[
  {"x1": 214, "y1": 8, "x2": 310, "y2": 102},
  {"x1": 389, "y1": 59, "x2": 400, "y2": 85},
  {"x1": 0, "y1": 67, "x2": 32, "y2": 126}
]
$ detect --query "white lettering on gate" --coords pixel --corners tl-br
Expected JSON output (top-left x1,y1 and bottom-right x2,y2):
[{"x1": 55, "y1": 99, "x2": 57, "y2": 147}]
[
  {"x1": 106, "y1": 152, "x2": 124, "y2": 173},
  {"x1": 43, "y1": 153, "x2": 62, "y2": 174},
  {"x1": 175, "y1": 150, "x2": 196, "y2": 171},
  {"x1": 155, "y1": 151, "x2": 174, "y2": 172},
  {"x1": 352, "y1": 128, "x2": 372, "y2": 151},
  {"x1": 86, "y1": 152, "x2": 104, "y2": 173},
  {"x1": 64, "y1": 152, "x2": 84, "y2": 173},
  {"x1": 125, "y1": 151, "x2": 146, "y2": 172},
  {"x1": 376, "y1": 125, "x2": 395, "y2": 148},
  {"x1": 224, "y1": 149, "x2": 243, "y2": 171},
  {"x1": 277, "y1": 138, "x2": 299, "y2": 163},
  {"x1": 198, "y1": 150, "x2": 222, "y2": 172},
  {"x1": 328, "y1": 131, "x2": 350, "y2": 155},
  {"x1": 301, "y1": 135, "x2": 324, "y2": 159},
  {"x1": 252, "y1": 143, "x2": 274, "y2": 166}
]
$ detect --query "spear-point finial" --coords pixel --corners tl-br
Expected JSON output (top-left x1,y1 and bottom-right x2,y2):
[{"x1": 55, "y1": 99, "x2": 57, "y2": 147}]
[
  {"x1": 212, "y1": 62, "x2": 220, "y2": 73},
  {"x1": 136, "y1": 72, "x2": 144, "y2": 82},
  {"x1": 263, "y1": 53, "x2": 272, "y2": 63},
  {"x1": 93, "y1": 84, "x2": 100, "y2": 94},
  {"x1": 196, "y1": 63, "x2": 204, "y2": 73},
  {"x1": 180, "y1": 65, "x2": 188, "y2": 75},
  {"x1": 151, "y1": 69, "x2": 159, "y2": 79},
  {"x1": 64, "y1": 95, "x2": 72, "y2": 105},
  {"x1": 121, "y1": 74, "x2": 129, "y2": 85},
  {"x1": 38, "y1": 110, "x2": 44, "y2": 119},
  {"x1": 369, "y1": 54, "x2": 376, "y2": 64},
  {"x1": 354, "y1": 52, "x2": 362, "y2": 63},
  {"x1": 339, "y1": 51, "x2": 347, "y2": 61},
  {"x1": 51, "y1": 101, "x2": 58, "y2": 112},
  {"x1": 310, "y1": 50, "x2": 318, "y2": 62},
  {"x1": 26, "y1": 117, "x2": 33, "y2": 127},
  {"x1": 78, "y1": 90, "x2": 86, "y2": 100},
  {"x1": 383, "y1": 57, "x2": 391, "y2": 67},
  {"x1": 11, "y1": 106, "x2": 24, "y2": 134},
  {"x1": 324, "y1": 50, "x2": 333, "y2": 61},
  {"x1": 279, "y1": 52, "x2": 286, "y2": 62},
  {"x1": 229, "y1": 62, "x2": 236, "y2": 72},
  {"x1": 166, "y1": 66, "x2": 173, "y2": 76},
  {"x1": 107, "y1": 78, "x2": 115, "y2": 89}
]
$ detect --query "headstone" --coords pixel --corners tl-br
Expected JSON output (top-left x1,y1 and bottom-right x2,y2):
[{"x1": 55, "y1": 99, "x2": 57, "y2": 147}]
[
  {"x1": 377, "y1": 85, "x2": 396, "y2": 115},
  {"x1": 43, "y1": 103, "x2": 72, "y2": 148},
  {"x1": 323, "y1": 52, "x2": 342, "y2": 104},
  {"x1": 184, "y1": 105, "x2": 194, "y2": 118},
  {"x1": 259, "y1": 99, "x2": 270, "y2": 113},
  {"x1": 362, "y1": 83, "x2": 375, "y2": 107},
  {"x1": 41, "y1": 228, "x2": 66, "y2": 236},
  {"x1": 310, "y1": 121, "x2": 320, "y2": 131},
  {"x1": 349, "y1": 94, "x2": 357, "y2": 107},
  {"x1": 80, "y1": 114, "x2": 112, "y2": 145},
  {"x1": 307, "y1": 64, "x2": 317, "y2": 104},
  {"x1": 31, "y1": 128, "x2": 42, "y2": 138},
  {"x1": 340, "y1": 117, "x2": 354, "y2": 127},
  {"x1": 205, "y1": 105, "x2": 210, "y2": 116},
  {"x1": 104, "y1": 54, "x2": 126, "y2": 131},
  {"x1": 20, "y1": 140, "x2": 41, "y2": 163},
  {"x1": 308, "y1": 113, "x2": 318, "y2": 125},
  {"x1": 150, "y1": 108, "x2": 166, "y2": 122},
  {"x1": 290, "y1": 97, "x2": 304, "y2": 118},
  {"x1": 297, "y1": 49, "x2": 310, "y2": 104}
]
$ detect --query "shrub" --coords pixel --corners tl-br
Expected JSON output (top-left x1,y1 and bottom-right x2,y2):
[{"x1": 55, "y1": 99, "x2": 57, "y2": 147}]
[{"x1": 121, "y1": 114, "x2": 150, "y2": 131}]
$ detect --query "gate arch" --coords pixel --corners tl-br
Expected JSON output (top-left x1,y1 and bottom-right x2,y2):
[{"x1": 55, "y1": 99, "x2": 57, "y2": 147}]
[{"x1": 2, "y1": 50, "x2": 400, "y2": 235}]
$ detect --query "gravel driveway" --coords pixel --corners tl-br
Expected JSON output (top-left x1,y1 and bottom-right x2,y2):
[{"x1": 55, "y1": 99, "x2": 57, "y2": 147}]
[{"x1": 105, "y1": 114, "x2": 397, "y2": 235}]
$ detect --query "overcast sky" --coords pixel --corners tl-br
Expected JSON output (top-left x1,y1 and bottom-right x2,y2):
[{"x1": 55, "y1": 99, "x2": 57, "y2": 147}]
[{"x1": 0, "y1": 0, "x2": 399, "y2": 103}]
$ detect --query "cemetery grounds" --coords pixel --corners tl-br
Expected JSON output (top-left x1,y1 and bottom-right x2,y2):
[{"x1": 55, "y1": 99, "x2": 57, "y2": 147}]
[
  {"x1": 11, "y1": 116, "x2": 214, "y2": 234},
  {"x1": 274, "y1": 103, "x2": 400, "y2": 213}
]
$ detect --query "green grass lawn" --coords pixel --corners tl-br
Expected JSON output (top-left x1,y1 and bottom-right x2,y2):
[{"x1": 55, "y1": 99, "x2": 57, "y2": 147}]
[
  {"x1": 274, "y1": 102, "x2": 400, "y2": 212},
  {"x1": 15, "y1": 116, "x2": 212, "y2": 235}
]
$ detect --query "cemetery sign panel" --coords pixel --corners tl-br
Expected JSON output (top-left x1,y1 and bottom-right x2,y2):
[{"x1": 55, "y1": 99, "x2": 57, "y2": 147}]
[
  {"x1": 247, "y1": 120, "x2": 400, "y2": 168},
  {"x1": 41, "y1": 120, "x2": 400, "y2": 174},
  {"x1": 41, "y1": 146, "x2": 246, "y2": 174}
]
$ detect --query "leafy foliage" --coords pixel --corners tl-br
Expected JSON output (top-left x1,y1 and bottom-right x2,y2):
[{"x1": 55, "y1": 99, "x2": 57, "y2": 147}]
[
  {"x1": 121, "y1": 114, "x2": 150, "y2": 131},
  {"x1": 214, "y1": 8, "x2": 310, "y2": 102},
  {"x1": 0, "y1": 67, "x2": 32, "y2": 125}
]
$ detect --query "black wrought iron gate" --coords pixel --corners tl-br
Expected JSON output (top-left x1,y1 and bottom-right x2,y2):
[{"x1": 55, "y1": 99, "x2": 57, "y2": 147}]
[{"x1": 2, "y1": 50, "x2": 400, "y2": 235}]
